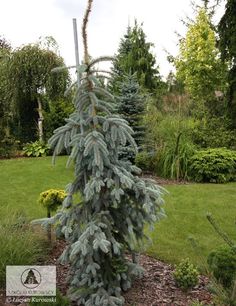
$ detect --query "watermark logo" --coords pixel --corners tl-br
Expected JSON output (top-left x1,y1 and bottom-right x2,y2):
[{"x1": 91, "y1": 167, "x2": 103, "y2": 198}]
[
  {"x1": 21, "y1": 268, "x2": 41, "y2": 289},
  {"x1": 6, "y1": 266, "x2": 56, "y2": 296}
]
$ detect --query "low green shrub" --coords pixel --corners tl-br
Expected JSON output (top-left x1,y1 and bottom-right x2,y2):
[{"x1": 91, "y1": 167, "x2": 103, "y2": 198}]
[
  {"x1": 206, "y1": 214, "x2": 236, "y2": 305},
  {"x1": 22, "y1": 141, "x2": 50, "y2": 157},
  {"x1": 44, "y1": 98, "x2": 74, "y2": 141},
  {"x1": 38, "y1": 189, "x2": 66, "y2": 241},
  {"x1": 0, "y1": 212, "x2": 49, "y2": 287},
  {"x1": 192, "y1": 117, "x2": 236, "y2": 149},
  {"x1": 173, "y1": 258, "x2": 199, "y2": 290},
  {"x1": 38, "y1": 189, "x2": 66, "y2": 217},
  {"x1": 190, "y1": 148, "x2": 236, "y2": 183},
  {"x1": 208, "y1": 246, "x2": 236, "y2": 289},
  {"x1": 0, "y1": 136, "x2": 20, "y2": 158},
  {"x1": 134, "y1": 151, "x2": 157, "y2": 172}
]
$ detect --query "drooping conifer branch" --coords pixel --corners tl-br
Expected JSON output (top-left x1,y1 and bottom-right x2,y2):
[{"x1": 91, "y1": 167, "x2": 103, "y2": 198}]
[
  {"x1": 82, "y1": 0, "x2": 93, "y2": 65},
  {"x1": 33, "y1": 1, "x2": 165, "y2": 304}
]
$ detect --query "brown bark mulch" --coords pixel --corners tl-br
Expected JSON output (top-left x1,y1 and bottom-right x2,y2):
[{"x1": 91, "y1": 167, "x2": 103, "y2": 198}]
[
  {"x1": 47, "y1": 240, "x2": 213, "y2": 306},
  {"x1": 141, "y1": 173, "x2": 190, "y2": 186},
  {"x1": 0, "y1": 239, "x2": 212, "y2": 305}
]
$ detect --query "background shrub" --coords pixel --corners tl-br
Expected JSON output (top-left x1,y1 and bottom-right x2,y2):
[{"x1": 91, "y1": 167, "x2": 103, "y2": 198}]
[
  {"x1": 0, "y1": 136, "x2": 20, "y2": 158},
  {"x1": 208, "y1": 245, "x2": 236, "y2": 289},
  {"x1": 190, "y1": 148, "x2": 236, "y2": 183},
  {"x1": 43, "y1": 98, "x2": 74, "y2": 141},
  {"x1": 22, "y1": 141, "x2": 50, "y2": 157},
  {"x1": 173, "y1": 258, "x2": 199, "y2": 290},
  {"x1": 192, "y1": 117, "x2": 236, "y2": 149},
  {"x1": 135, "y1": 151, "x2": 157, "y2": 172}
]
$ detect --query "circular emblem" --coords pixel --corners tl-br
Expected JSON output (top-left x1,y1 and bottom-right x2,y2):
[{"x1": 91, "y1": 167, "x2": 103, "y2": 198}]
[{"x1": 21, "y1": 268, "x2": 41, "y2": 289}]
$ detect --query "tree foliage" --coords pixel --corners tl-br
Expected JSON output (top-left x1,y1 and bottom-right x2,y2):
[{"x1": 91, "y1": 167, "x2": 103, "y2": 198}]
[
  {"x1": 175, "y1": 8, "x2": 227, "y2": 117},
  {"x1": 0, "y1": 37, "x2": 12, "y2": 139},
  {"x1": 117, "y1": 73, "x2": 145, "y2": 161},
  {"x1": 110, "y1": 20, "x2": 161, "y2": 93},
  {"x1": 8, "y1": 40, "x2": 69, "y2": 142},
  {"x1": 34, "y1": 1, "x2": 165, "y2": 305},
  {"x1": 0, "y1": 36, "x2": 11, "y2": 51},
  {"x1": 218, "y1": 0, "x2": 236, "y2": 126}
]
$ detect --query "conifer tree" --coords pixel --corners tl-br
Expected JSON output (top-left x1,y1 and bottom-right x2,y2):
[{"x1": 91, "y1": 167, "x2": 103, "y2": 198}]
[
  {"x1": 117, "y1": 73, "x2": 145, "y2": 161},
  {"x1": 175, "y1": 7, "x2": 227, "y2": 118},
  {"x1": 218, "y1": 0, "x2": 236, "y2": 127},
  {"x1": 110, "y1": 20, "x2": 161, "y2": 94},
  {"x1": 34, "y1": 1, "x2": 165, "y2": 305}
]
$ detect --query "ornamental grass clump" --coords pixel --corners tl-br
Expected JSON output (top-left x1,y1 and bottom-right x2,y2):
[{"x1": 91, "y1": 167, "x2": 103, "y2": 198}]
[{"x1": 34, "y1": 1, "x2": 165, "y2": 305}]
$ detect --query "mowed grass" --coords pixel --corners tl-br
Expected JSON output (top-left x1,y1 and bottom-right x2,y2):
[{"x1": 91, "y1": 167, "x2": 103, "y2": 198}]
[
  {"x1": 0, "y1": 156, "x2": 73, "y2": 220},
  {"x1": 147, "y1": 183, "x2": 236, "y2": 268},
  {"x1": 0, "y1": 157, "x2": 236, "y2": 270},
  {"x1": 0, "y1": 156, "x2": 73, "y2": 286}
]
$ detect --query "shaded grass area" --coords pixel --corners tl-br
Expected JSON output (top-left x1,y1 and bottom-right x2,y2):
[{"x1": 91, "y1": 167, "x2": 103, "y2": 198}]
[{"x1": 147, "y1": 183, "x2": 236, "y2": 268}]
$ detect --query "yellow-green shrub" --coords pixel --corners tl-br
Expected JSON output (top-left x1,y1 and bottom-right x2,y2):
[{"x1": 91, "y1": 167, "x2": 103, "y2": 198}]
[
  {"x1": 173, "y1": 258, "x2": 199, "y2": 290},
  {"x1": 38, "y1": 189, "x2": 66, "y2": 217},
  {"x1": 190, "y1": 148, "x2": 236, "y2": 183}
]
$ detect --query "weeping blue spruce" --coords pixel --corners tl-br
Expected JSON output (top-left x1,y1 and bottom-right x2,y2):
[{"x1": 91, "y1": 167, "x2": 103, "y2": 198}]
[{"x1": 41, "y1": 0, "x2": 165, "y2": 305}]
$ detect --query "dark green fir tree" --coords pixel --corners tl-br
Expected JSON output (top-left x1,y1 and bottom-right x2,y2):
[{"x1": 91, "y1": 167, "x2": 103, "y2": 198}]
[
  {"x1": 218, "y1": 0, "x2": 236, "y2": 127},
  {"x1": 110, "y1": 20, "x2": 162, "y2": 94},
  {"x1": 117, "y1": 73, "x2": 145, "y2": 161},
  {"x1": 34, "y1": 1, "x2": 165, "y2": 305}
]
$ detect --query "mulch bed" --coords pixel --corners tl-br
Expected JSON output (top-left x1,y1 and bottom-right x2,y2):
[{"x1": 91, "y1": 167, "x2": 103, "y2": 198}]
[
  {"x1": 141, "y1": 173, "x2": 190, "y2": 186},
  {"x1": 48, "y1": 240, "x2": 213, "y2": 306},
  {"x1": 0, "y1": 175, "x2": 208, "y2": 306},
  {"x1": 0, "y1": 239, "x2": 212, "y2": 306}
]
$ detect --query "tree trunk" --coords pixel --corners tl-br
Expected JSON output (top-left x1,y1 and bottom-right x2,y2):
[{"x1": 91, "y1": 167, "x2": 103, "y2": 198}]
[
  {"x1": 37, "y1": 97, "x2": 44, "y2": 142},
  {"x1": 47, "y1": 209, "x2": 52, "y2": 242}
]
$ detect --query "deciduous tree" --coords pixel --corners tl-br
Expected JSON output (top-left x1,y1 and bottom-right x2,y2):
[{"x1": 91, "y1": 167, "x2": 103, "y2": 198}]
[
  {"x1": 0, "y1": 37, "x2": 12, "y2": 139},
  {"x1": 8, "y1": 39, "x2": 69, "y2": 142}
]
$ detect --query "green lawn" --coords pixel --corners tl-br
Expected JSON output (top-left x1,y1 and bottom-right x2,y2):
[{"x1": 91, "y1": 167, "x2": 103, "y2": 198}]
[
  {"x1": 0, "y1": 157, "x2": 236, "y2": 270},
  {"x1": 147, "y1": 183, "x2": 236, "y2": 267},
  {"x1": 0, "y1": 156, "x2": 73, "y2": 285},
  {"x1": 0, "y1": 156, "x2": 73, "y2": 220}
]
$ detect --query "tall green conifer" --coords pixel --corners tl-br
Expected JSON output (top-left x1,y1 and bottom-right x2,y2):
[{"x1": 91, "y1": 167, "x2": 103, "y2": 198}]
[
  {"x1": 110, "y1": 20, "x2": 161, "y2": 94},
  {"x1": 218, "y1": 0, "x2": 236, "y2": 127},
  {"x1": 175, "y1": 8, "x2": 227, "y2": 117},
  {"x1": 35, "y1": 1, "x2": 165, "y2": 305}
]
